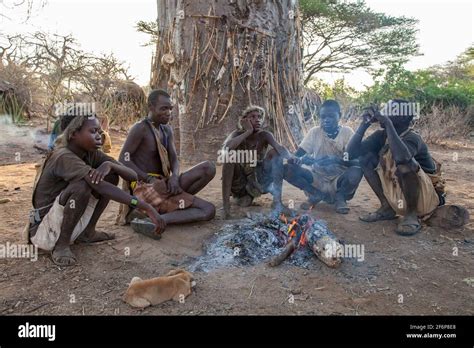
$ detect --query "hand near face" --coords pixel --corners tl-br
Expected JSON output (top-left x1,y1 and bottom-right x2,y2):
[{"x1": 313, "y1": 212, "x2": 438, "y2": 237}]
[
  {"x1": 242, "y1": 118, "x2": 254, "y2": 132},
  {"x1": 361, "y1": 106, "x2": 378, "y2": 125},
  {"x1": 368, "y1": 106, "x2": 390, "y2": 126}
]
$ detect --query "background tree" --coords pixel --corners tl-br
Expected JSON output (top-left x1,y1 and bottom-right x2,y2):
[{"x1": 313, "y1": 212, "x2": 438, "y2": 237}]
[
  {"x1": 0, "y1": 0, "x2": 48, "y2": 22},
  {"x1": 300, "y1": 0, "x2": 419, "y2": 85},
  {"x1": 152, "y1": 0, "x2": 310, "y2": 163},
  {"x1": 1, "y1": 31, "x2": 140, "y2": 127},
  {"x1": 77, "y1": 53, "x2": 131, "y2": 103},
  {"x1": 18, "y1": 32, "x2": 90, "y2": 130}
]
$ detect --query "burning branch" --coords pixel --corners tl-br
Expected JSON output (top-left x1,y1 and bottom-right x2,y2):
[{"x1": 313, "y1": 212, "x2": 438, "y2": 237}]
[
  {"x1": 268, "y1": 239, "x2": 297, "y2": 267},
  {"x1": 268, "y1": 214, "x2": 343, "y2": 268}
]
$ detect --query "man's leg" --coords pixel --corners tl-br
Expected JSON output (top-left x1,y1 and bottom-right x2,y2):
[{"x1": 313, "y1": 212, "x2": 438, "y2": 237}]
[
  {"x1": 359, "y1": 152, "x2": 397, "y2": 222},
  {"x1": 161, "y1": 197, "x2": 216, "y2": 225},
  {"x1": 222, "y1": 162, "x2": 235, "y2": 219},
  {"x1": 53, "y1": 180, "x2": 92, "y2": 266},
  {"x1": 283, "y1": 163, "x2": 317, "y2": 194},
  {"x1": 334, "y1": 166, "x2": 363, "y2": 214},
  {"x1": 262, "y1": 149, "x2": 288, "y2": 212},
  {"x1": 78, "y1": 173, "x2": 119, "y2": 243},
  {"x1": 179, "y1": 161, "x2": 216, "y2": 195},
  {"x1": 394, "y1": 162, "x2": 422, "y2": 236}
]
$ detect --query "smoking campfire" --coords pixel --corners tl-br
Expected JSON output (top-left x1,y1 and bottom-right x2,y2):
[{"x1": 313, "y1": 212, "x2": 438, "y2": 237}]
[{"x1": 188, "y1": 213, "x2": 343, "y2": 273}]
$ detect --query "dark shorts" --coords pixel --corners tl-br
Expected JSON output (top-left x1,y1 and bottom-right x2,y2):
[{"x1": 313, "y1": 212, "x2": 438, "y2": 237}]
[{"x1": 231, "y1": 161, "x2": 273, "y2": 198}]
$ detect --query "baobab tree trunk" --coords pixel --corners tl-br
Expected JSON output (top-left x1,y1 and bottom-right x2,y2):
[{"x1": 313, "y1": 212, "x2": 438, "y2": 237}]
[{"x1": 152, "y1": 0, "x2": 310, "y2": 163}]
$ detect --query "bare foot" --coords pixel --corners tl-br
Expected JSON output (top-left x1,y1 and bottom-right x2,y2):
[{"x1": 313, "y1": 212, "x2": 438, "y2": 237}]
[
  {"x1": 51, "y1": 246, "x2": 77, "y2": 266},
  {"x1": 223, "y1": 202, "x2": 232, "y2": 220},
  {"x1": 300, "y1": 193, "x2": 323, "y2": 210},
  {"x1": 223, "y1": 208, "x2": 232, "y2": 220},
  {"x1": 271, "y1": 202, "x2": 293, "y2": 216}
]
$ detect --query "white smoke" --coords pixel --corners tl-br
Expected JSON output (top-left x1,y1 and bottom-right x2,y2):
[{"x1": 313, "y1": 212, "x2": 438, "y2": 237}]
[{"x1": 0, "y1": 114, "x2": 50, "y2": 148}]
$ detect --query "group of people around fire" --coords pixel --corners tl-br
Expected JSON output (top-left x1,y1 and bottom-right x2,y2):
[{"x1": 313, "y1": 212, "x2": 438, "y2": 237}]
[{"x1": 27, "y1": 89, "x2": 448, "y2": 266}]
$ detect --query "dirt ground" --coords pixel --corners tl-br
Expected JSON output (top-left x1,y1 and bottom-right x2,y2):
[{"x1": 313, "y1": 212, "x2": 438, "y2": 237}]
[{"x1": 0, "y1": 127, "x2": 473, "y2": 315}]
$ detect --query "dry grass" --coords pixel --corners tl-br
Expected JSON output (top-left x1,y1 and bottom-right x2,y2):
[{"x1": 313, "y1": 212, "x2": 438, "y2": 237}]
[
  {"x1": 0, "y1": 63, "x2": 43, "y2": 122},
  {"x1": 102, "y1": 100, "x2": 146, "y2": 130},
  {"x1": 414, "y1": 105, "x2": 473, "y2": 144},
  {"x1": 338, "y1": 105, "x2": 473, "y2": 145}
]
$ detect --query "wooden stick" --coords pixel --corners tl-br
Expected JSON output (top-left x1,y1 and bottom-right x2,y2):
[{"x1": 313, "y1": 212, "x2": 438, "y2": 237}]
[
  {"x1": 268, "y1": 240, "x2": 297, "y2": 267},
  {"x1": 217, "y1": 31, "x2": 235, "y2": 123},
  {"x1": 189, "y1": 14, "x2": 221, "y2": 19}
]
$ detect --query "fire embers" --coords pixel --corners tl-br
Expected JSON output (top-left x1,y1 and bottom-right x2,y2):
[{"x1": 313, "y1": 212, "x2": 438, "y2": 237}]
[{"x1": 270, "y1": 214, "x2": 343, "y2": 269}]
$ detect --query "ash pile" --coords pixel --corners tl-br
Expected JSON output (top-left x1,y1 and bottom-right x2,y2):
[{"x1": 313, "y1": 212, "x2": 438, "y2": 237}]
[{"x1": 188, "y1": 213, "x2": 338, "y2": 273}]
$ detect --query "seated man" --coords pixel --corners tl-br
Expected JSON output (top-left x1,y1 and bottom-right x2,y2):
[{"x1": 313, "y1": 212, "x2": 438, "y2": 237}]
[
  {"x1": 284, "y1": 100, "x2": 363, "y2": 214},
  {"x1": 117, "y1": 89, "x2": 216, "y2": 230},
  {"x1": 346, "y1": 99, "x2": 443, "y2": 236},
  {"x1": 221, "y1": 105, "x2": 296, "y2": 219},
  {"x1": 28, "y1": 108, "x2": 164, "y2": 266}
]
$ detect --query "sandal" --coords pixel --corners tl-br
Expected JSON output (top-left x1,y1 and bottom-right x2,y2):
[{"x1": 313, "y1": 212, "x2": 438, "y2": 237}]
[
  {"x1": 51, "y1": 247, "x2": 77, "y2": 266},
  {"x1": 359, "y1": 209, "x2": 397, "y2": 222},
  {"x1": 395, "y1": 216, "x2": 422, "y2": 236},
  {"x1": 335, "y1": 200, "x2": 350, "y2": 214}
]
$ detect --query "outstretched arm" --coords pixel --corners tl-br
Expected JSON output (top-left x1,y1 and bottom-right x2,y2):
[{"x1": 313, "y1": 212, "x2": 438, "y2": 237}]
[
  {"x1": 383, "y1": 119, "x2": 414, "y2": 165},
  {"x1": 347, "y1": 109, "x2": 374, "y2": 159},
  {"x1": 346, "y1": 122, "x2": 371, "y2": 159},
  {"x1": 88, "y1": 161, "x2": 138, "y2": 184},
  {"x1": 83, "y1": 176, "x2": 166, "y2": 233}
]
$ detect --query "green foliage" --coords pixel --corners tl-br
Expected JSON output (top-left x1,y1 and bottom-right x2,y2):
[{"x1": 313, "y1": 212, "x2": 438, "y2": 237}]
[
  {"x1": 307, "y1": 44, "x2": 474, "y2": 131},
  {"x1": 358, "y1": 55, "x2": 474, "y2": 114},
  {"x1": 309, "y1": 78, "x2": 356, "y2": 101},
  {"x1": 136, "y1": 20, "x2": 159, "y2": 46},
  {"x1": 301, "y1": 0, "x2": 419, "y2": 85},
  {"x1": 0, "y1": 94, "x2": 26, "y2": 123}
]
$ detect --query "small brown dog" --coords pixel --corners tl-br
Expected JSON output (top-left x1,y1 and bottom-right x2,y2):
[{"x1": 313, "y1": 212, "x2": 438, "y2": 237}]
[{"x1": 123, "y1": 269, "x2": 195, "y2": 308}]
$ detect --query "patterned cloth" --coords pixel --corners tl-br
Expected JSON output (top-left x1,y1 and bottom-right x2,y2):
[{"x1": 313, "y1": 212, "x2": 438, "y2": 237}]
[
  {"x1": 116, "y1": 119, "x2": 193, "y2": 224},
  {"x1": 376, "y1": 129, "x2": 440, "y2": 217},
  {"x1": 230, "y1": 135, "x2": 272, "y2": 199},
  {"x1": 133, "y1": 178, "x2": 194, "y2": 214}
]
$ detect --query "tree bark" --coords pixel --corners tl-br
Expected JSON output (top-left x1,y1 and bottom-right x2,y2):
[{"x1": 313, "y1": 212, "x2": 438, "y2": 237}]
[{"x1": 153, "y1": 0, "x2": 311, "y2": 163}]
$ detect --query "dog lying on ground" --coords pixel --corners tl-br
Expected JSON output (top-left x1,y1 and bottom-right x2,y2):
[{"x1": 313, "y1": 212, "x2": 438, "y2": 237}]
[{"x1": 123, "y1": 269, "x2": 195, "y2": 308}]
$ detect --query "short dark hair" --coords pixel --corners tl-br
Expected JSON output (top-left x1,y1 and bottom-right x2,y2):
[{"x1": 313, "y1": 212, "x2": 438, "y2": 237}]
[
  {"x1": 388, "y1": 99, "x2": 416, "y2": 118},
  {"x1": 320, "y1": 99, "x2": 341, "y2": 114},
  {"x1": 60, "y1": 104, "x2": 96, "y2": 132},
  {"x1": 60, "y1": 115, "x2": 76, "y2": 132},
  {"x1": 148, "y1": 89, "x2": 170, "y2": 107}
]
